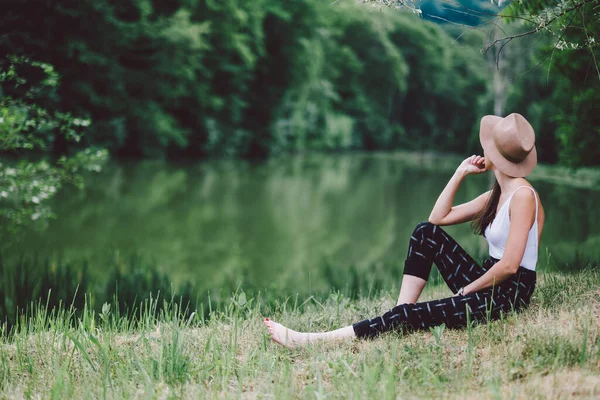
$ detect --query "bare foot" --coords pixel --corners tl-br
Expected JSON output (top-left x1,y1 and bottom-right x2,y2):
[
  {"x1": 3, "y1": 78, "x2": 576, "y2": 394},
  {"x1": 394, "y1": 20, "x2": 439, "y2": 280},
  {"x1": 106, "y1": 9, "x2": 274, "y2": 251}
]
[{"x1": 264, "y1": 318, "x2": 308, "y2": 348}]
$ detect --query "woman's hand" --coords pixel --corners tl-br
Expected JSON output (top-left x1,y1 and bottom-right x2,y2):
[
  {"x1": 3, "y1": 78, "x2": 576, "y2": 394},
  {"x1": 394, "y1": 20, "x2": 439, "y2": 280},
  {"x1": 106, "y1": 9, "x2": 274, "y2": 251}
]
[
  {"x1": 453, "y1": 285, "x2": 472, "y2": 297},
  {"x1": 457, "y1": 155, "x2": 487, "y2": 176}
]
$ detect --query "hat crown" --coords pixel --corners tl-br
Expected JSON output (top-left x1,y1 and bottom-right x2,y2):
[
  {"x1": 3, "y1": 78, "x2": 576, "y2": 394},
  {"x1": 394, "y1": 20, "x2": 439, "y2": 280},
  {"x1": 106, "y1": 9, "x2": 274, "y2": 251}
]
[
  {"x1": 491, "y1": 113, "x2": 535, "y2": 163},
  {"x1": 479, "y1": 113, "x2": 537, "y2": 178}
]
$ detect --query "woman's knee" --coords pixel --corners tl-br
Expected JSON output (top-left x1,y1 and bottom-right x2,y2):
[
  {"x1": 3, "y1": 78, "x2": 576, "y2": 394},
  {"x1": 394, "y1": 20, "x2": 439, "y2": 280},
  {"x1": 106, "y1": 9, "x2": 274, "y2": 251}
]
[
  {"x1": 415, "y1": 221, "x2": 432, "y2": 230},
  {"x1": 413, "y1": 221, "x2": 437, "y2": 235}
]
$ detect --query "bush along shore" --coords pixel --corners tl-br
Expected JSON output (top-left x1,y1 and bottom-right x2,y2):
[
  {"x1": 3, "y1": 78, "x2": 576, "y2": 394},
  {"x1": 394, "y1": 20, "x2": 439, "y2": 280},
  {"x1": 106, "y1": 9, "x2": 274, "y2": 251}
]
[{"x1": 0, "y1": 265, "x2": 599, "y2": 398}]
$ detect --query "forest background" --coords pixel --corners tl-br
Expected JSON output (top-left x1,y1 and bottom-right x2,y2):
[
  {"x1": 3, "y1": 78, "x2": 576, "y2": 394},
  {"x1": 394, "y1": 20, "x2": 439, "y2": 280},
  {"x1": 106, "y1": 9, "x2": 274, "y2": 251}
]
[
  {"x1": 2, "y1": 0, "x2": 598, "y2": 163},
  {"x1": 0, "y1": 0, "x2": 599, "y2": 313}
]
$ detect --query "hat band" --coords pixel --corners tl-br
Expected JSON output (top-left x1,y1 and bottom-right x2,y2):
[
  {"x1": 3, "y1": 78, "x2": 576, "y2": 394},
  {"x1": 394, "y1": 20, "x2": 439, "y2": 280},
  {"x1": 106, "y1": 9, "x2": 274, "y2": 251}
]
[{"x1": 498, "y1": 145, "x2": 529, "y2": 163}]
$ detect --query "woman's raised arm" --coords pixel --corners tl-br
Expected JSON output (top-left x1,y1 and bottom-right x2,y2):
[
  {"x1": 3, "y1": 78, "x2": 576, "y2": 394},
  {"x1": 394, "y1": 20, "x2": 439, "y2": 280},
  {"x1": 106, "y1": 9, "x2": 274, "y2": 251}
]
[{"x1": 428, "y1": 155, "x2": 489, "y2": 226}]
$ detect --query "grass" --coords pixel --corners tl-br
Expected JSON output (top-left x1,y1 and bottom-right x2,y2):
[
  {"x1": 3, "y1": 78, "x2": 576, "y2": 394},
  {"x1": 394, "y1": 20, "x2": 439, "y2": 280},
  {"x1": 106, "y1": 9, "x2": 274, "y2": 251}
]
[{"x1": 0, "y1": 267, "x2": 599, "y2": 399}]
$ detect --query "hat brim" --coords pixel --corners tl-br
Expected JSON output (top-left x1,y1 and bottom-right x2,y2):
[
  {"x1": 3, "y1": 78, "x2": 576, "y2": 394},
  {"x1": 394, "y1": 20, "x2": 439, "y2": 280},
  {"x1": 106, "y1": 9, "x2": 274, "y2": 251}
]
[{"x1": 479, "y1": 115, "x2": 537, "y2": 178}]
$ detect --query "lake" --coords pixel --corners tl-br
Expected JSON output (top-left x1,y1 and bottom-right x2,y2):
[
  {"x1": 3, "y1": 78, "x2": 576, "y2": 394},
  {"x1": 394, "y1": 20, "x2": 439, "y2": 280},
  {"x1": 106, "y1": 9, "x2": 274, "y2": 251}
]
[{"x1": 6, "y1": 152, "x2": 600, "y2": 308}]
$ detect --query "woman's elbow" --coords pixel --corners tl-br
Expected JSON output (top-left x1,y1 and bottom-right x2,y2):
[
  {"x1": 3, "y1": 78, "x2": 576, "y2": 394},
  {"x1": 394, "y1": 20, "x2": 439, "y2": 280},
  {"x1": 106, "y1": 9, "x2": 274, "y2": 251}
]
[
  {"x1": 502, "y1": 260, "x2": 520, "y2": 275},
  {"x1": 428, "y1": 216, "x2": 440, "y2": 225}
]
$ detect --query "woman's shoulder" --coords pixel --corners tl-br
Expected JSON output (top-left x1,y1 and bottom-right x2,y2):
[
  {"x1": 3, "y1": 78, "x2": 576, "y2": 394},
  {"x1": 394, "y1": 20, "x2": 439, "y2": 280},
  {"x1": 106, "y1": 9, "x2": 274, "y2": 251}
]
[
  {"x1": 510, "y1": 182, "x2": 541, "y2": 217},
  {"x1": 512, "y1": 186, "x2": 537, "y2": 202},
  {"x1": 511, "y1": 179, "x2": 538, "y2": 196},
  {"x1": 511, "y1": 179, "x2": 544, "y2": 235}
]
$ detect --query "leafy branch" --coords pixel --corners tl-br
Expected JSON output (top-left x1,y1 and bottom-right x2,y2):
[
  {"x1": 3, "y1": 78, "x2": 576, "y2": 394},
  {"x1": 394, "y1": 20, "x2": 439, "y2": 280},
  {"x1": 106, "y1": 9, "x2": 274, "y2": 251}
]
[
  {"x1": 482, "y1": 0, "x2": 599, "y2": 75},
  {"x1": 0, "y1": 57, "x2": 108, "y2": 239},
  {"x1": 357, "y1": 0, "x2": 599, "y2": 80}
]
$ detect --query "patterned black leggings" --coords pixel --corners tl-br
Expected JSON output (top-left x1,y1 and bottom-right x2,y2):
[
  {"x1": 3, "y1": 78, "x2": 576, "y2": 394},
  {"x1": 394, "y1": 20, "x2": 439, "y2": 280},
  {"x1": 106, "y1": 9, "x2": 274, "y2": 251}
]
[{"x1": 352, "y1": 222, "x2": 536, "y2": 339}]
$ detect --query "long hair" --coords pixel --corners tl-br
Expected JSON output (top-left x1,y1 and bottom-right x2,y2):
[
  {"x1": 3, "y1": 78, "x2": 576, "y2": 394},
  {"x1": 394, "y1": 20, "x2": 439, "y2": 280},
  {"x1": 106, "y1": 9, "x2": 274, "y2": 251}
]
[{"x1": 471, "y1": 179, "x2": 501, "y2": 236}]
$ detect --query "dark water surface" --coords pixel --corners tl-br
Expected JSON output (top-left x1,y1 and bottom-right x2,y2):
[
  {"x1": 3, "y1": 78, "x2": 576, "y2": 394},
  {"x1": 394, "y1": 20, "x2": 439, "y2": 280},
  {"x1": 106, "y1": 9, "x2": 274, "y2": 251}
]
[{"x1": 8, "y1": 152, "x2": 600, "y2": 301}]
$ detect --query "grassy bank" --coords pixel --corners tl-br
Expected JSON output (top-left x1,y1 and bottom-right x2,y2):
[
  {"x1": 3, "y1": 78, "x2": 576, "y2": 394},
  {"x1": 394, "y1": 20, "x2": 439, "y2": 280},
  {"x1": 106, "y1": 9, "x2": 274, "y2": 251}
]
[{"x1": 1, "y1": 267, "x2": 599, "y2": 399}]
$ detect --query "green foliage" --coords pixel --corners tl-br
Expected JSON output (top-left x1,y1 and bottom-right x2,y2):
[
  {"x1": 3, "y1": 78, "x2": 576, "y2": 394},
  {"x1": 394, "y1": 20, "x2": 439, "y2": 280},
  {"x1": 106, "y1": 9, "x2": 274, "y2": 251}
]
[
  {"x1": 365, "y1": 0, "x2": 600, "y2": 167},
  {"x1": 1, "y1": 0, "x2": 598, "y2": 165},
  {"x1": 0, "y1": 57, "x2": 108, "y2": 237},
  {"x1": 0, "y1": 0, "x2": 494, "y2": 159},
  {"x1": 500, "y1": 0, "x2": 600, "y2": 167},
  {"x1": 0, "y1": 252, "x2": 199, "y2": 330}
]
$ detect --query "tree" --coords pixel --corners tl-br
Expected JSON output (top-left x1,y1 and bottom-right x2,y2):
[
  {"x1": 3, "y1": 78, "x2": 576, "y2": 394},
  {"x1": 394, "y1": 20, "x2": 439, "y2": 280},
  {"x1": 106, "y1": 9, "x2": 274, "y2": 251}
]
[
  {"x1": 496, "y1": 1, "x2": 600, "y2": 166},
  {"x1": 1, "y1": 0, "x2": 211, "y2": 157},
  {"x1": 0, "y1": 56, "x2": 107, "y2": 240},
  {"x1": 361, "y1": 0, "x2": 599, "y2": 167}
]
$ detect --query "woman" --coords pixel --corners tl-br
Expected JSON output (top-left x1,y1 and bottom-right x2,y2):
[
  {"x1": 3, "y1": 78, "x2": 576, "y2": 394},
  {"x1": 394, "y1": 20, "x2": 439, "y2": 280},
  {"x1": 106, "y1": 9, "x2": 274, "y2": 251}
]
[{"x1": 264, "y1": 113, "x2": 545, "y2": 347}]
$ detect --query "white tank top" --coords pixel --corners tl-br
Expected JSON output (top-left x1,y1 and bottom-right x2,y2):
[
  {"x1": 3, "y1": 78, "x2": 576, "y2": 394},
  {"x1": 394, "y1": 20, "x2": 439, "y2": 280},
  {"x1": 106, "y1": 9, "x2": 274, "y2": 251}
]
[{"x1": 484, "y1": 186, "x2": 539, "y2": 271}]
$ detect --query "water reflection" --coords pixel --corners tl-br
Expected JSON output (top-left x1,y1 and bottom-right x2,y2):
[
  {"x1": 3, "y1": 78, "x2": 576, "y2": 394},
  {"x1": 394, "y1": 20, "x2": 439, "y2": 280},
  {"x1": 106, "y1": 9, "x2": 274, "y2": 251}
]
[{"x1": 12, "y1": 152, "x2": 600, "y2": 298}]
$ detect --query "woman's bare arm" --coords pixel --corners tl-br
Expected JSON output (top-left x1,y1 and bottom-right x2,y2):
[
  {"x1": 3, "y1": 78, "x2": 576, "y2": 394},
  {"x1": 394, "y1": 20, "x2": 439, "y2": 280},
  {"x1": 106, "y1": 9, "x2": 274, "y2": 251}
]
[
  {"x1": 462, "y1": 188, "x2": 536, "y2": 294},
  {"x1": 428, "y1": 155, "x2": 489, "y2": 226}
]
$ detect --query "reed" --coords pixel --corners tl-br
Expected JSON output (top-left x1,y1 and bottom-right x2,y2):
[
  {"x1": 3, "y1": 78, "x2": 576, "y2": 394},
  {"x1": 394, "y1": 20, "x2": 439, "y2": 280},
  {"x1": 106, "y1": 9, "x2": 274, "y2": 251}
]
[{"x1": 0, "y1": 264, "x2": 598, "y2": 398}]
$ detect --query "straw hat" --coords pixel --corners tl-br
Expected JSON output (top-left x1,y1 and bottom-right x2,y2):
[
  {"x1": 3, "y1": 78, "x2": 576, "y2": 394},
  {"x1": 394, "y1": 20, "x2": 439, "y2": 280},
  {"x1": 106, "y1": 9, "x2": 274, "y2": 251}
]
[{"x1": 479, "y1": 113, "x2": 537, "y2": 178}]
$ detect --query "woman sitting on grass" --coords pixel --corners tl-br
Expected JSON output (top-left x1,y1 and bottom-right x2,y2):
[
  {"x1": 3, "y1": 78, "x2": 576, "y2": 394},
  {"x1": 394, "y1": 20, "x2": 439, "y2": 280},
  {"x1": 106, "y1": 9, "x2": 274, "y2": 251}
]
[{"x1": 264, "y1": 113, "x2": 545, "y2": 347}]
